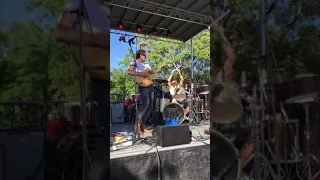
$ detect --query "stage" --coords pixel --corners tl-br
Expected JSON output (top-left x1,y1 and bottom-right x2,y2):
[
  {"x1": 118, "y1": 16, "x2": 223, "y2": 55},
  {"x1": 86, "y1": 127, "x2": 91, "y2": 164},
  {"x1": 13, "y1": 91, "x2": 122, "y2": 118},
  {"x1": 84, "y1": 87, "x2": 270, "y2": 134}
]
[{"x1": 110, "y1": 122, "x2": 210, "y2": 180}]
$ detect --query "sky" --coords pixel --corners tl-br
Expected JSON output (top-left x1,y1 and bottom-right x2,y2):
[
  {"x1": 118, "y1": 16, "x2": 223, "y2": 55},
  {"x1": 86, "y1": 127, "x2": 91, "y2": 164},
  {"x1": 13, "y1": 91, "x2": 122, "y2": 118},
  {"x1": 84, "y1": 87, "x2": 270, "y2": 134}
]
[
  {"x1": 0, "y1": 0, "x2": 130, "y2": 70},
  {"x1": 110, "y1": 33, "x2": 134, "y2": 70}
]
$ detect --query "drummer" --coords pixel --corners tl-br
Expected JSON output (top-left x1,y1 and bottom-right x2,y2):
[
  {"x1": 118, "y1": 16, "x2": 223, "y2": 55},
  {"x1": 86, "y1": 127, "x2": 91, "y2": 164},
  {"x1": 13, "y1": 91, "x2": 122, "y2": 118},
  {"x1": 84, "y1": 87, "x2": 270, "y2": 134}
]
[
  {"x1": 167, "y1": 68, "x2": 184, "y2": 102},
  {"x1": 167, "y1": 69, "x2": 190, "y2": 114}
]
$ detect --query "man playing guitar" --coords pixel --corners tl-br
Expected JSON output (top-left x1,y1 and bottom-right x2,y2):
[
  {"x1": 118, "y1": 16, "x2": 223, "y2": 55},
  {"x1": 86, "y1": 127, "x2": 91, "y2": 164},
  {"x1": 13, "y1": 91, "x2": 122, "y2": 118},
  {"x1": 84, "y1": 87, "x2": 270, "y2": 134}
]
[
  {"x1": 54, "y1": 0, "x2": 109, "y2": 179},
  {"x1": 127, "y1": 49, "x2": 156, "y2": 134}
]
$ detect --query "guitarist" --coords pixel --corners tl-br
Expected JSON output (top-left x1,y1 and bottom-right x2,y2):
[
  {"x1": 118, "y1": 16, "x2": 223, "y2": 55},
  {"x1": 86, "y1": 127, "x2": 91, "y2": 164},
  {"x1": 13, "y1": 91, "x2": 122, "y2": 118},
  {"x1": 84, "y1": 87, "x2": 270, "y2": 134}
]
[
  {"x1": 54, "y1": 0, "x2": 110, "y2": 180},
  {"x1": 127, "y1": 49, "x2": 155, "y2": 134}
]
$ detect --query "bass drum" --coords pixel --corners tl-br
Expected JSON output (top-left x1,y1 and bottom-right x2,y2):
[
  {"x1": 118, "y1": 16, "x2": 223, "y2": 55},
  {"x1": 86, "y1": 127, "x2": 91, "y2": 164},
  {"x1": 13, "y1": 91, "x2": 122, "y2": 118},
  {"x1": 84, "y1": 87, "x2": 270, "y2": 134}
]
[
  {"x1": 211, "y1": 131, "x2": 241, "y2": 180},
  {"x1": 162, "y1": 103, "x2": 185, "y2": 124}
]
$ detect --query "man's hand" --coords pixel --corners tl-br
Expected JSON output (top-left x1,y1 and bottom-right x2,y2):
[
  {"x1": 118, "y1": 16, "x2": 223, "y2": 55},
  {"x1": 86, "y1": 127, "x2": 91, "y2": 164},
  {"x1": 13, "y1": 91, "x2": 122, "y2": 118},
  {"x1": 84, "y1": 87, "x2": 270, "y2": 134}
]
[
  {"x1": 149, "y1": 69, "x2": 156, "y2": 74},
  {"x1": 141, "y1": 72, "x2": 149, "y2": 77}
]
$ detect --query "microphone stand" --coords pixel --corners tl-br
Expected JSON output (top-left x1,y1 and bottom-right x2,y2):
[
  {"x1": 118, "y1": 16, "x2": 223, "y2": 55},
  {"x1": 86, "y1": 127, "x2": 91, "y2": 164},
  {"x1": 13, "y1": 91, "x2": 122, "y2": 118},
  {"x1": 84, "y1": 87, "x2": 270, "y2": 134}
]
[{"x1": 72, "y1": 0, "x2": 93, "y2": 179}]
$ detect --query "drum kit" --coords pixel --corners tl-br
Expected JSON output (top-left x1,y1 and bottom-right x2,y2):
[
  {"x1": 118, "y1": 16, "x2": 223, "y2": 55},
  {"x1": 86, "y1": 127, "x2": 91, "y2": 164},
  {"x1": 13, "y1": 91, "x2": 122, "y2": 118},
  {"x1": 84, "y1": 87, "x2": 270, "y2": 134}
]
[
  {"x1": 133, "y1": 78, "x2": 211, "y2": 125},
  {"x1": 210, "y1": 72, "x2": 320, "y2": 180}
]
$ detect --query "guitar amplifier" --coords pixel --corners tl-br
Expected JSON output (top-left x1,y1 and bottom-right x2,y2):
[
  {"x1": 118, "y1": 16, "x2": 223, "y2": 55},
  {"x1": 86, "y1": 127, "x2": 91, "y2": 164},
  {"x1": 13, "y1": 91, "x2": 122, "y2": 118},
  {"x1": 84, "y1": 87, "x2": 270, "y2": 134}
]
[{"x1": 152, "y1": 124, "x2": 191, "y2": 147}]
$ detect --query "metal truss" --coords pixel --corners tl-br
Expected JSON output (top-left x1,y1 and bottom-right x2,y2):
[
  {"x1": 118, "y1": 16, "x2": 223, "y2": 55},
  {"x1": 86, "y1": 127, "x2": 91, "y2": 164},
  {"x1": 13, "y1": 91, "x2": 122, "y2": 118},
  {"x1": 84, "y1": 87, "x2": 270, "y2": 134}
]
[
  {"x1": 111, "y1": 29, "x2": 184, "y2": 44},
  {"x1": 110, "y1": 0, "x2": 211, "y2": 26}
]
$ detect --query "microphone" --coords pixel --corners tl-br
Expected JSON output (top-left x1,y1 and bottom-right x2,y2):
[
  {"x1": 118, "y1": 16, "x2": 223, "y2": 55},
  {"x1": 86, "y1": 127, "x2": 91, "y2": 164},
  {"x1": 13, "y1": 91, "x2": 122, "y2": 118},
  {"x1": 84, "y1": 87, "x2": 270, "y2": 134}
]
[
  {"x1": 119, "y1": 34, "x2": 126, "y2": 42},
  {"x1": 128, "y1": 36, "x2": 137, "y2": 45}
]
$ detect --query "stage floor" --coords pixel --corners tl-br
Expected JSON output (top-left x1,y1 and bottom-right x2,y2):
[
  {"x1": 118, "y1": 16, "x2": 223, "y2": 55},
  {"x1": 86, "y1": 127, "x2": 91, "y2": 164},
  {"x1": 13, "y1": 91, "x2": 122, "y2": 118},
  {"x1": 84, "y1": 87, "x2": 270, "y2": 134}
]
[{"x1": 110, "y1": 121, "x2": 210, "y2": 159}]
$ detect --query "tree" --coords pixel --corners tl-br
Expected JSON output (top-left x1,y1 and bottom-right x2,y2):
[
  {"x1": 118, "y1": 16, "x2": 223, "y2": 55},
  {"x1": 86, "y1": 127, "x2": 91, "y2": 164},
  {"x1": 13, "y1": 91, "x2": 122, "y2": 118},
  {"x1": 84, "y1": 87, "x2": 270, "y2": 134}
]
[{"x1": 210, "y1": 0, "x2": 320, "y2": 82}]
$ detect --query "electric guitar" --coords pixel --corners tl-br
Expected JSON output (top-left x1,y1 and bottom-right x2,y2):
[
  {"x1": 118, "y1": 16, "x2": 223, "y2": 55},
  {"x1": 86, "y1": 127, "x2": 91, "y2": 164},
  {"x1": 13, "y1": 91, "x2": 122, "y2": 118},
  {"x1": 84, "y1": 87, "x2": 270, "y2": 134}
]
[
  {"x1": 130, "y1": 62, "x2": 168, "y2": 87},
  {"x1": 72, "y1": 31, "x2": 110, "y2": 80}
]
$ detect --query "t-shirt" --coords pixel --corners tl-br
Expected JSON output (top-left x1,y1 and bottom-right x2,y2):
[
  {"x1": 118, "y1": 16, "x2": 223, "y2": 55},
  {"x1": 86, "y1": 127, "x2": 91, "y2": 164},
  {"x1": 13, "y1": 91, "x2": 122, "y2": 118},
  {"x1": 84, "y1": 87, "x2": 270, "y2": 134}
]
[
  {"x1": 129, "y1": 60, "x2": 151, "y2": 73},
  {"x1": 62, "y1": 0, "x2": 110, "y2": 32},
  {"x1": 59, "y1": 0, "x2": 110, "y2": 80},
  {"x1": 169, "y1": 85, "x2": 180, "y2": 96}
]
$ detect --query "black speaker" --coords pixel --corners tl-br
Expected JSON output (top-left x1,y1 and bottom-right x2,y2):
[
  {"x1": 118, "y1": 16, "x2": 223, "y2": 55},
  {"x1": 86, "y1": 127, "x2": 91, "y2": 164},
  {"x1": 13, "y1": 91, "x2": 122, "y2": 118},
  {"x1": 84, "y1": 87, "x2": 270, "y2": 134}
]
[{"x1": 153, "y1": 124, "x2": 191, "y2": 147}]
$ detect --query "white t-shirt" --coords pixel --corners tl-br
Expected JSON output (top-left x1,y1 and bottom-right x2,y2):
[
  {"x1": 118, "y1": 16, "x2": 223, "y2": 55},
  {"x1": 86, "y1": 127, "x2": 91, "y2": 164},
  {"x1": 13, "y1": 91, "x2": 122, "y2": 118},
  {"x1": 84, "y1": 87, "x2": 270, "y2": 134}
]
[
  {"x1": 61, "y1": 0, "x2": 110, "y2": 32},
  {"x1": 130, "y1": 60, "x2": 151, "y2": 73},
  {"x1": 169, "y1": 85, "x2": 180, "y2": 96}
]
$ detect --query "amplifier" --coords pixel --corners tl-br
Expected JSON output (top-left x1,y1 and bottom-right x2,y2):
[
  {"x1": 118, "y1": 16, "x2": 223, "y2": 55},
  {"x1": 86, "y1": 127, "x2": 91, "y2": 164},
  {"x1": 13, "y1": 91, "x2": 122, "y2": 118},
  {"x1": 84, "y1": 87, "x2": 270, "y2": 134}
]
[{"x1": 153, "y1": 124, "x2": 191, "y2": 147}]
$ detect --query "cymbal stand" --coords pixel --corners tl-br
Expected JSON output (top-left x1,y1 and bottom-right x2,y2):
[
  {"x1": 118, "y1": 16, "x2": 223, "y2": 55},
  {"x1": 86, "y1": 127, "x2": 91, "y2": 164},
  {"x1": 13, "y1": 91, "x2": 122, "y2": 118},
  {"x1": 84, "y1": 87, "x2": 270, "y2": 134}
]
[
  {"x1": 187, "y1": 81, "x2": 202, "y2": 124},
  {"x1": 247, "y1": 83, "x2": 278, "y2": 180},
  {"x1": 297, "y1": 102, "x2": 320, "y2": 180}
]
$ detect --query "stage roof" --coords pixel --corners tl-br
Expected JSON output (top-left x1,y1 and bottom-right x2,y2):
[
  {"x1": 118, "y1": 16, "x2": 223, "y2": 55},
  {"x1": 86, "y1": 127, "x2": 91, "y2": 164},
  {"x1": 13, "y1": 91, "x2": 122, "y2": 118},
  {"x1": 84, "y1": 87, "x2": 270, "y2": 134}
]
[{"x1": 109, "y1": 0, "x2": 211, "y2": 42}]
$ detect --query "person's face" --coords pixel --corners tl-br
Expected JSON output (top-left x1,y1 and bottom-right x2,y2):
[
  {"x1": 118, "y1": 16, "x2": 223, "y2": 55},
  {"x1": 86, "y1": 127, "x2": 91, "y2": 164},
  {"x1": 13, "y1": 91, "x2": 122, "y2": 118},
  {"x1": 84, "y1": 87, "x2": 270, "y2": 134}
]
[
  {"x1": 172, "y1": 80, "x2": 178, "y2": 87},
  {"x1": 140, "y1": 54, "x2": 146, "y2": 62}
]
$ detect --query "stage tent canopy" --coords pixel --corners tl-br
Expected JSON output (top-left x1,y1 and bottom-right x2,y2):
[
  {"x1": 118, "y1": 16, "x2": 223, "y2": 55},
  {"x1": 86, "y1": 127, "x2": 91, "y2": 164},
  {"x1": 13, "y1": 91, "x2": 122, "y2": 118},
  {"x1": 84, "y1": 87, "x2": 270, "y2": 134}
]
[{"x1": 109, "y1": 0, "x2": 211, "y2": 42}]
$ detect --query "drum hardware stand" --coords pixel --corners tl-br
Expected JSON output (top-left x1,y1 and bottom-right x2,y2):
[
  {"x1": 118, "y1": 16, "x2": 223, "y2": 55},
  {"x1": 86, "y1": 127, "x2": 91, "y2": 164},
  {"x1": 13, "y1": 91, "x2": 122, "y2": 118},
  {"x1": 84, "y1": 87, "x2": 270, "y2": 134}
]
[
  {"x1": 202, "y1": 93, "x2": 210, "y2": 120},
  {"x1": 297, "y1": 102, "x2": 320, "y2": 180},
  {"x1": 246, "y1": 83, "x2": 281, "y2": 180},
  {"x1": 187, "y1": 82, "x2": 203, "y2": 125}
]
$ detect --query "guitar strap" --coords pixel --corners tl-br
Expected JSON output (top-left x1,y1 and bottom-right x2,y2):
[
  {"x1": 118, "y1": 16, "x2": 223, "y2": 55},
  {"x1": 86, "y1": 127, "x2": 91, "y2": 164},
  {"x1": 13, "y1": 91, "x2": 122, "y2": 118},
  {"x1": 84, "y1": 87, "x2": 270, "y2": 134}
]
[{"x1": 145, "y1": 64, "x2": 151, "y2": 70}]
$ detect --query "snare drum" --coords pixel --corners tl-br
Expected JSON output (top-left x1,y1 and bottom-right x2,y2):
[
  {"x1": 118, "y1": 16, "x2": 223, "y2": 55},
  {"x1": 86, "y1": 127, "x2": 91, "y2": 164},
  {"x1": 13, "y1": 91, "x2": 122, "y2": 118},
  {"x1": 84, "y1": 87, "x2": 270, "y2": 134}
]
[
  {"x1": 162, "y1": 103, "x2": 185, "y2": 124},
  {"x1": 174, "y1": 88, "x2": 186, "y2": 101}
]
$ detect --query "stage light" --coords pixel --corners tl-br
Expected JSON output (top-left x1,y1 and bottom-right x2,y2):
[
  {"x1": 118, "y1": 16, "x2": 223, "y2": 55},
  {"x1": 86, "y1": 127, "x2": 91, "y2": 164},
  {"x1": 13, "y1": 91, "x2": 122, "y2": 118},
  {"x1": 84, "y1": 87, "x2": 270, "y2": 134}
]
[
  {"x1": 152, "y1": 27, "x2": 157, "y2": 35},
  {"x1": 167, "y1": 30, "x2": 171, "y2": 37},
  {"x1": 136, "y1": 24, "x2": 142, "y2": 33},
  {"x1": 117, "y1": 21, "x2": 123, "y2": 29}
]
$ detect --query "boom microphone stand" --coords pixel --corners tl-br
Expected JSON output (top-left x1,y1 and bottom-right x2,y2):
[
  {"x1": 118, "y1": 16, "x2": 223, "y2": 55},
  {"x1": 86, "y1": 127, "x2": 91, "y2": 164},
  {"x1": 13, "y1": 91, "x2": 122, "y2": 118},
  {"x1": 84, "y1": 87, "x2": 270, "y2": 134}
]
[{"x1": 72, "y1": 1, "x2": 93, "y2": 179}]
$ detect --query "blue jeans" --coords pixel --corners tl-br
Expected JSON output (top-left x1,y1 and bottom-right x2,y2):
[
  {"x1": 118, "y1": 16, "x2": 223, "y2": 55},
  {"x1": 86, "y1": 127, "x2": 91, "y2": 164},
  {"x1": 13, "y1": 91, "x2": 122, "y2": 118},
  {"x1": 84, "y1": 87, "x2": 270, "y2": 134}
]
[
  {"x1": 89, "y1": 77, "x2": 109, "y2": 162},
  {"x1": 90, "y1": 77, "x2": 109, "y2": 130},
  {"x1": 137, "y1": 85, "x2": 154, "y2": 124}
]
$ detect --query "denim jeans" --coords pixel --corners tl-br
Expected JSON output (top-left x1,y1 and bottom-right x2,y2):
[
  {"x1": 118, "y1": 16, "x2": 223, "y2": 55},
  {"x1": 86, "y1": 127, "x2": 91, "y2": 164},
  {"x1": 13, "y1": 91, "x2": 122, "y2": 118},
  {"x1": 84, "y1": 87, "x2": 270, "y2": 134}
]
[
  {"x1": 137, "y1": 85, "x2": 154, "y2": 124},
  {"x1": 88, "y1": 76, "x2": 109, "y2": 176}
]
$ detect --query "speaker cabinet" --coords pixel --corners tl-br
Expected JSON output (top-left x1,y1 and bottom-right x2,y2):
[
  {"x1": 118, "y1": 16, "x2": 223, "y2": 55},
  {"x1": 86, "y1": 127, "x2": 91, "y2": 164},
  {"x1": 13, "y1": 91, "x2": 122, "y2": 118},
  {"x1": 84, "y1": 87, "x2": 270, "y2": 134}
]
[{"x1": 153, "y1": 124, "x2": 191, "y2": 147}]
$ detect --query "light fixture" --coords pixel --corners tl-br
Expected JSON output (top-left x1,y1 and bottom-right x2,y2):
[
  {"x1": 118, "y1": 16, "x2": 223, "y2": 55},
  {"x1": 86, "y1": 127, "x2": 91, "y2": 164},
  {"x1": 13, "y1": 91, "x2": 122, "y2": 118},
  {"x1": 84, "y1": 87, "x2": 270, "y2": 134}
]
[
  {"x1": 152, "y1": 27, "x2": 157, "y2": 35},
  {"x1": 167, "y1": 30, "x2": 171, "y2": 37},
  {"x1": 117, "y1": 21, "x2": 123, "y2": 29},
  {"x1": 136, "y1": 24, "x2": 142, "y2": 33}
]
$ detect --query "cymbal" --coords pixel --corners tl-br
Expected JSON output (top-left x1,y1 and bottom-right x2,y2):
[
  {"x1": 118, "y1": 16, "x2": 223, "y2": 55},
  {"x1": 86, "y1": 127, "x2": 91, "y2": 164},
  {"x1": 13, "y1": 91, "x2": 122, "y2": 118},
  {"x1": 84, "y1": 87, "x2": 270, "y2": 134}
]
[
  {"x1": 184, "y1": 80, "x2": 199, "y2": 85},
  {"x1": 199, "y1": 91, "x2": 210, "y2": 95},
  {"x1": 153, "y1": 79, "x2": 168, "y2": 84}
]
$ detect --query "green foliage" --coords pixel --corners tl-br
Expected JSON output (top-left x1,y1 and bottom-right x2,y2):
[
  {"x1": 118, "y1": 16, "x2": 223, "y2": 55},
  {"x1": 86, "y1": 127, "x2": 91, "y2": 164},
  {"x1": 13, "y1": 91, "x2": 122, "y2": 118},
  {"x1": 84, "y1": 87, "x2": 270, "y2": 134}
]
[
  {"x1": 0, "y1": 0, "x2": 79, "y2": 128},
  {"x1": 211, "y1": 0, "x2": 320, "y2": 82}
]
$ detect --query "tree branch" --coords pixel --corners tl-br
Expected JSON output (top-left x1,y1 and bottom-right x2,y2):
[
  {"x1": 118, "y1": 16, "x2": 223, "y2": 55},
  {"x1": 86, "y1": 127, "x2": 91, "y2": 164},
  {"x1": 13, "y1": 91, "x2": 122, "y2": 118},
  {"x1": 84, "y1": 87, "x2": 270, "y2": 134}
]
[{"x1": 266, "y1": 0, "x2": 280, "y2": 18}]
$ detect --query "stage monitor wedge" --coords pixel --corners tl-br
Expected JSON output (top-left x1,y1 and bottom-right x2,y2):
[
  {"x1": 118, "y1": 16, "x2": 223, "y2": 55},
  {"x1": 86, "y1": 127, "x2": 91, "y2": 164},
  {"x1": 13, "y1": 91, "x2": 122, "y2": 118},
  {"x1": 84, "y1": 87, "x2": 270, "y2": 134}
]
[{"x1": 153, "y1": 124, "x2": 191, "y2": 147}]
